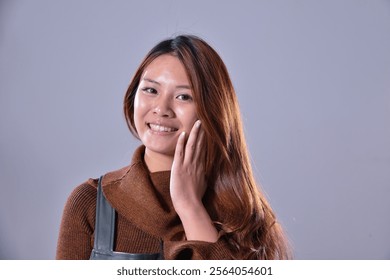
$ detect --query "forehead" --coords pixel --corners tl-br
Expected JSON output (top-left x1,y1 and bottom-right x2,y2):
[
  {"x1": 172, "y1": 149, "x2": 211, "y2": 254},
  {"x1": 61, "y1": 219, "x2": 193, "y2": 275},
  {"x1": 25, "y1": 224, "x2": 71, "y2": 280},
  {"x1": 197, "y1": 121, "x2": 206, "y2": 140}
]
[{"x1": 141, "y1": 54, "x2": 189, "y2": 84}]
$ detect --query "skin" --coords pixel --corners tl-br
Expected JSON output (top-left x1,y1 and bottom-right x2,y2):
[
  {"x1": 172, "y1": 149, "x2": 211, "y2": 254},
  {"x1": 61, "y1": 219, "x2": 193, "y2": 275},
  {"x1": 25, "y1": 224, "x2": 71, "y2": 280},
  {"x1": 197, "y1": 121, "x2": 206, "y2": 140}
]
[{"x1": 133, "y1": 54, "x2": 218, "y2": 242}]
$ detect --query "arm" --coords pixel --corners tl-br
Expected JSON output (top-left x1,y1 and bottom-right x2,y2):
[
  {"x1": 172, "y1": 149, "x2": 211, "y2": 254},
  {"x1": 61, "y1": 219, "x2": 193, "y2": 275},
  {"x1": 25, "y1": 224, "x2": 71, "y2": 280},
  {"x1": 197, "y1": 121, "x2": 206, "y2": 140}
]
[
  {"x1": 56, "y1": 183, "x2": 96, "y2": 259},
  {"x1": 164, "y1": 236, "x2": 234, "y2": 259}
]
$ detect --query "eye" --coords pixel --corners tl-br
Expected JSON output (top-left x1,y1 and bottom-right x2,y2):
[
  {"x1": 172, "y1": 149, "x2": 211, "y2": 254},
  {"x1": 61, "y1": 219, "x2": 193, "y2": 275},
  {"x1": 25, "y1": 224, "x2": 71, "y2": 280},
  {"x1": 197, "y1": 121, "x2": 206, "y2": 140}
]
[
  {"x1": 176, "y1": 94, "x2": 193, "y2": 101},
  {"x1": 141, "y1": 87, "x2": 157, "y2": 94}
]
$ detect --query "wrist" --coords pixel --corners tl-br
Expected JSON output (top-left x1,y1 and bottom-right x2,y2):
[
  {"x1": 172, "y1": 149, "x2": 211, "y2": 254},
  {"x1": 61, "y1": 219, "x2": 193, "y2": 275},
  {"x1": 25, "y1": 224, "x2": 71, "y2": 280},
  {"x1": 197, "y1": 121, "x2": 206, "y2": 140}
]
[
  {"x1": 174, "y1": 200, "x2": 205, "y2": 220},
  {"x1": 175, "y1": 202, "x2": 218, "y2": 242}
]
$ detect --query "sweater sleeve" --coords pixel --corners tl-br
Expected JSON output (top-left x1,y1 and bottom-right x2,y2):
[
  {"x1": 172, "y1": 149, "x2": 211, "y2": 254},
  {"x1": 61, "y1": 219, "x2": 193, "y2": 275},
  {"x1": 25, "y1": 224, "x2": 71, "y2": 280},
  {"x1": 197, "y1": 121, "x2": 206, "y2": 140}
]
[
  {"x1": 56, "y1": 182, "x2": 97, "y2": 260},
  {"x1": 164, "y1": 234, "x2": 235, "y2": 260}
]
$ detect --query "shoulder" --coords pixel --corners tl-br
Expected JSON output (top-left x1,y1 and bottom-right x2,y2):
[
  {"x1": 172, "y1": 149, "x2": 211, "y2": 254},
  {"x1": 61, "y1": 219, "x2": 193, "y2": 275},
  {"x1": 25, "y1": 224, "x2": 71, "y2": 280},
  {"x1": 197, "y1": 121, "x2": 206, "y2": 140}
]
[
  {"x1": 100, "y1": 164, "x2": 133, "y2": 186},
  {"x1": 63, "y1": 181, "x2": 97, "y2": 221},
  {"x1": 66, "y1": 162, "x2": 132, "y2": 203},
  {"x1": 66, "y1": 163, "x2": 133, "y2": 209}
]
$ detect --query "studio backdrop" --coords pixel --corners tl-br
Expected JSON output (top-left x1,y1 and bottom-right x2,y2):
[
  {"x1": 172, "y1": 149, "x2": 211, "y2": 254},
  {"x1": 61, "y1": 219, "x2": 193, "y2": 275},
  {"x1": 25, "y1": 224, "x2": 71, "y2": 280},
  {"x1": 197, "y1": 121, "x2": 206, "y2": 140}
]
[{"x1": 0, "y1": 0, "x2": 389, "y2": 259}]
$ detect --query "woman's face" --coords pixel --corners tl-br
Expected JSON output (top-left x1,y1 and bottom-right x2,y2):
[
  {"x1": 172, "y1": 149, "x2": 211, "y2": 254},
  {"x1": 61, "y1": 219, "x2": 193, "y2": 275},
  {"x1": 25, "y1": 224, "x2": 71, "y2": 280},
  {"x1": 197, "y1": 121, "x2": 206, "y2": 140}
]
[{"x1": 134, "y1": 54, "x2": 198, "y2": 157}]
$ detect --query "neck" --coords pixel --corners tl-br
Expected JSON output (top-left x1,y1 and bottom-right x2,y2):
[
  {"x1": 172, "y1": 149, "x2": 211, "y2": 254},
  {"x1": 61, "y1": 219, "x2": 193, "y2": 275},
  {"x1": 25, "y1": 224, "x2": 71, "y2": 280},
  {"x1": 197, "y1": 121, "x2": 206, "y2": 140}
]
[{"x1": 144, "y1": 148, "x2": 173, "y2": 172}]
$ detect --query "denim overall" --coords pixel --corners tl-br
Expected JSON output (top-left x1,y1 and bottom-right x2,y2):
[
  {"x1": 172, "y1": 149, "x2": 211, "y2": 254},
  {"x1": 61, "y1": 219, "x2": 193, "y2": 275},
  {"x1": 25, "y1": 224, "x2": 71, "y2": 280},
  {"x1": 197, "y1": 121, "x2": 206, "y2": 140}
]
[{"x1": 89, "y1": 176, "x2": 163, "y2": 260}]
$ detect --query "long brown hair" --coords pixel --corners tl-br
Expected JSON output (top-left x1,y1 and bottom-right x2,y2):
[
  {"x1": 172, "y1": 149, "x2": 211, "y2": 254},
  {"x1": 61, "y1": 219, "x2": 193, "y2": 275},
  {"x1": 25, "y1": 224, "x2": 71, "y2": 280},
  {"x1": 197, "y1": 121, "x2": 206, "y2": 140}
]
[{"x1": 124, "y1": 35, "x2": 291, "y2": 259}]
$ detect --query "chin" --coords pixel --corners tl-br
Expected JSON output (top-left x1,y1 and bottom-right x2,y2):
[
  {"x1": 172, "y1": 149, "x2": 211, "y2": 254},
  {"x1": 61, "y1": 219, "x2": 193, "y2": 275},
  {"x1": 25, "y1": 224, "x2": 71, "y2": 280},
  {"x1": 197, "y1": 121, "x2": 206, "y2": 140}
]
[{"x1": 145, "y1": 144, "x2": 175, "y2": 157}]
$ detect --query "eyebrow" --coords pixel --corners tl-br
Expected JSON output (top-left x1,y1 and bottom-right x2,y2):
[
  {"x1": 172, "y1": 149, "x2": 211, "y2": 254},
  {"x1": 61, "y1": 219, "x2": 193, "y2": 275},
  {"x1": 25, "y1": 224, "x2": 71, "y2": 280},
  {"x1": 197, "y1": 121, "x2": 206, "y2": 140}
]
[{"x1": 142, "y1": 78, "x2": 191, "y2": 90}]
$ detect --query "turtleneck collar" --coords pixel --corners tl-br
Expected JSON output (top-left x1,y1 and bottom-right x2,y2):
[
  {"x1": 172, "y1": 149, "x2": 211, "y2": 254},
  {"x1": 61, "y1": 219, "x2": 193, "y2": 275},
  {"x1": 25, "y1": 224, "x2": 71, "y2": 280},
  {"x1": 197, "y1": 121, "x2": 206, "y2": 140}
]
[{"x1": 100, "y1": 146, "x2": 184, "y2": 240}]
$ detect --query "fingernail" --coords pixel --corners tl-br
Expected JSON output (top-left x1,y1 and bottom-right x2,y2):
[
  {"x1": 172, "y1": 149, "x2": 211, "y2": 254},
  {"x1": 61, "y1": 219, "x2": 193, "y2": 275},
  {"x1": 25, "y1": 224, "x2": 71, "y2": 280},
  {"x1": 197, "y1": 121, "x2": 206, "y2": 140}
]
[{"x1": 196, "y1": 120, "x2": 201, "y2": 127}]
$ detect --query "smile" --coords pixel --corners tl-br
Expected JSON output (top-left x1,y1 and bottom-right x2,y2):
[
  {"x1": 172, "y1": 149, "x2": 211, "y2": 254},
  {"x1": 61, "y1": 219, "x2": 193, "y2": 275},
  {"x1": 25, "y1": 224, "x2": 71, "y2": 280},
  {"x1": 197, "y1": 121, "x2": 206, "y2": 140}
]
[{"x1": 148, "y1": 123, "x2": 178, "y2": 133}]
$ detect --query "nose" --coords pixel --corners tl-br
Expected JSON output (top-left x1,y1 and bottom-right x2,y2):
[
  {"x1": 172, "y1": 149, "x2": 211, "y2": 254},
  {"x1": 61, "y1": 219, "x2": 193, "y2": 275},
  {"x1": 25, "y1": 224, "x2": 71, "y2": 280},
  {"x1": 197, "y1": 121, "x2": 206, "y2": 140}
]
[{"x1": 153, "y1": 95, "x2": 174, "y2": 118}]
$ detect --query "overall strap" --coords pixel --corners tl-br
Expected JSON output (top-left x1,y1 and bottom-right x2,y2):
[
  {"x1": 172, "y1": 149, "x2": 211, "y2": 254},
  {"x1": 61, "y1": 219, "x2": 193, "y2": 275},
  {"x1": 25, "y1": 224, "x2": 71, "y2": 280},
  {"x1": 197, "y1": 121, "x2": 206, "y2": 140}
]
[
  {"x1": 93, "y1": 176, "x2": 116, "y2": 254},
  {"x1": 90, "y1": 176, "x2": 164, "y2": 260}
]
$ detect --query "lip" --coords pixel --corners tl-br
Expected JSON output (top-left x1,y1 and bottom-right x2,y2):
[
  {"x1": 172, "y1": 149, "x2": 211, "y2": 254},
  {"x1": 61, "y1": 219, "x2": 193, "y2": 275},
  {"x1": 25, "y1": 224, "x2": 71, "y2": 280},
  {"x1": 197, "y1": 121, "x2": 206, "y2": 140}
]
[{"x1": 147, "y1": 122, "x2": 179, "y2": 134}]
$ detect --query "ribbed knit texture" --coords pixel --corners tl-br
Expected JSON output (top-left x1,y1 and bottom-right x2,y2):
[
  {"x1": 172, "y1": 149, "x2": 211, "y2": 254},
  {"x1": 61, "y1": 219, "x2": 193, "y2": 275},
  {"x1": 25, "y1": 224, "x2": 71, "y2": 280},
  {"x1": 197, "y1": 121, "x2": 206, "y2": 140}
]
[{"x1": 56, "y1": 146, "x2": 233, "y2": 259}]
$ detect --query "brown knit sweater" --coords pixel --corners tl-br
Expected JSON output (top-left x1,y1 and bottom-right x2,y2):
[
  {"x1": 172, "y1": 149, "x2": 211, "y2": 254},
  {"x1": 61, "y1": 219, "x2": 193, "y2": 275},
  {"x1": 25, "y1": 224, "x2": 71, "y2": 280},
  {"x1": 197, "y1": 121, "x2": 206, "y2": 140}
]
[{"x1": 56, "y1": 146, "x2": 233, "y2": 259}]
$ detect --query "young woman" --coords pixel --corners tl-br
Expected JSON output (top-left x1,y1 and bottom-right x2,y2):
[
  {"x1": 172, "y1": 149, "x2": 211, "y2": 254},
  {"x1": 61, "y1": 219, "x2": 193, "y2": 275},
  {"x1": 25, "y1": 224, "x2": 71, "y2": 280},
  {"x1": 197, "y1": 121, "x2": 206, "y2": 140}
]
[{"x1": 56, "y1": 35, "x2": 291, "y2": 260}]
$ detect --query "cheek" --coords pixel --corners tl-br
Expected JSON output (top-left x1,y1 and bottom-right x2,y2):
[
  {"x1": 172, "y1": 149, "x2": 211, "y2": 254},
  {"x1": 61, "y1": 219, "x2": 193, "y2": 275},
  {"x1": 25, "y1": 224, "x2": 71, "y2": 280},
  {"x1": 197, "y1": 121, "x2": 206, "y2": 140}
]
[
  {"x1": 133, "y1": 94, "x2": 146, "y2": 127},
  {"x1": 176, "y1": 107, "x2": 198, "y2": 131},
  {"x1": 134, "y1": 92, "x2": 142, "y2": 112}
]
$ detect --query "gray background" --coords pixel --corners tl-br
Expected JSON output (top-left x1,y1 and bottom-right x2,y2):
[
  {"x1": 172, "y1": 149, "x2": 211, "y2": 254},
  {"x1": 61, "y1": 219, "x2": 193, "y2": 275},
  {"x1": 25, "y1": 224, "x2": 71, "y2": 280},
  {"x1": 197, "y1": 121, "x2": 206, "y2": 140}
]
[{"x1": 0, "y1": 0, "x2": 389, "y2": 260}]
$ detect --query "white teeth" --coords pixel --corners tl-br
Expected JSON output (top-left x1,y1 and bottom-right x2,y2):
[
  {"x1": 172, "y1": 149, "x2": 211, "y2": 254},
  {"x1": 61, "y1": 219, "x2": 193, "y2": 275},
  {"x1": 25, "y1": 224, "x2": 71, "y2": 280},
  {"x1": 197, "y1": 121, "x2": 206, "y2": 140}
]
[{"x1": 149, "y1": 123, "x2": 177, "y2": 132}]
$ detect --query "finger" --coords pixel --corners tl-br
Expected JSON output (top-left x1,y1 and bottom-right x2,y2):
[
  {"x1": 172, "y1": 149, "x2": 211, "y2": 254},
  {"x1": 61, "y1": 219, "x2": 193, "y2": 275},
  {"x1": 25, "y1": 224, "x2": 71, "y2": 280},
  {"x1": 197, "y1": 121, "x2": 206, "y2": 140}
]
[
  {"x1": 184, "y1": 120, "x2": 202, "y2": 163},
  {"x1": 193, "y1": 126, "x2": 205, "y2": 164},
  {"x1": 173, "y1": 131, "x2": 186, "y2": 165}
]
